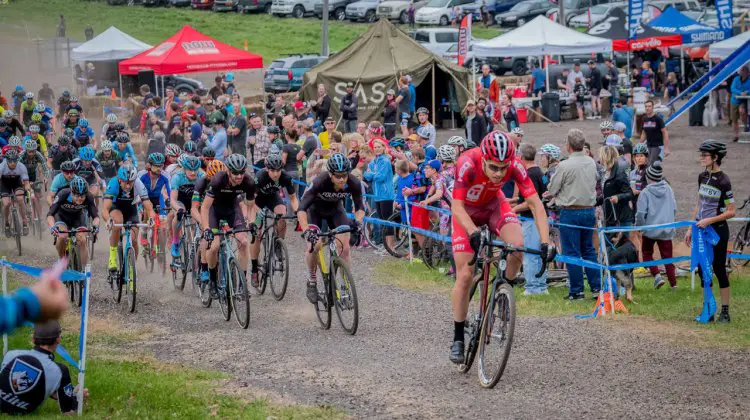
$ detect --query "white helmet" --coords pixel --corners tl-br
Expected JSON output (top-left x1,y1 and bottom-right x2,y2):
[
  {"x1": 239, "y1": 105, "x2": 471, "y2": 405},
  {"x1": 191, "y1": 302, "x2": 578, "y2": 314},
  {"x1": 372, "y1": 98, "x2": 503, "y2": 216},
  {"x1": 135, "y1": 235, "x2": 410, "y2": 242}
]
[
  {"x1": 24, "y1": 92, "x2": 34, "y2": 100},
  {"x1": 100, "y1": 140, "x2": 113, "y2": 151},
  {"x1": 510, "y1": 127, "x2": 524, "y2": 136},
  {"x1": 447, "y1": 135, "x2": 467, "y2": 149},
  {"x1": 539, "y1": 144, "x2": 561, "y2": 161},
  {"x1": 438, "y1": 144, "x2": 457, "y2": 162},
  {"x1": 106, "y1": 113, "x2": 117, "y2": 123}
]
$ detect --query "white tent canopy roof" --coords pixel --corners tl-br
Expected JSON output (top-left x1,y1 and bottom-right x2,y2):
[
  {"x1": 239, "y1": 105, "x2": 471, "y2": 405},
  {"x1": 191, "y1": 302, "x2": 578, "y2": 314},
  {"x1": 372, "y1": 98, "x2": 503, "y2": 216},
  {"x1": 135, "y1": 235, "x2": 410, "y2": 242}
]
[
  {"x1": 709, "y1": 30, "x2": 750, "y2": 59},
  {"x1": 71, "y1": 26, "x2": 152, "y2": 62},
  {"x1": 474, "y1": 15, "x2": 612, "y2": 57}
]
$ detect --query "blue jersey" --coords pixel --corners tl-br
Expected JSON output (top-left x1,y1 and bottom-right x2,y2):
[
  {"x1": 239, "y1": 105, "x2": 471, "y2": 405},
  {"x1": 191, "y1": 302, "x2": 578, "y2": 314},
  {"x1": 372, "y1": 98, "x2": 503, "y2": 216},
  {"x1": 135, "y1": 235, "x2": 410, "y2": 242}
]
[
  {"x1": 49, "y1": 173, "x2": 72, "y2": 194},
  {"x1": 170, "y1": 170, "x2": 204, "y2": 204},
  {"x1": 73, "y1": 127, "x2": 94, "y2": 139},
  {"x1": 104, "y1": 177, "x2": 148, "y2": 207},
  {"x1": 139, "y1": 171, "x2": 171, "y2": 200},
  {"x1": 115, "y1": 144, "x2": 138, "y2": 167},
  {"x1": 41, "y1": 106, "x2": 54, "y2": 123}
]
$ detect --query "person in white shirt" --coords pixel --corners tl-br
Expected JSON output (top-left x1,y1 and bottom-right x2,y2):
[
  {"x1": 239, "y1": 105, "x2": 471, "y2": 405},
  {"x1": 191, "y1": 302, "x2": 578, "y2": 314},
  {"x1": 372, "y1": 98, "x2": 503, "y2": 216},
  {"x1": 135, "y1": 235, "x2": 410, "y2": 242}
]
[{"x1": 566, "y1": 62, "x2": 585, "y2": 93}]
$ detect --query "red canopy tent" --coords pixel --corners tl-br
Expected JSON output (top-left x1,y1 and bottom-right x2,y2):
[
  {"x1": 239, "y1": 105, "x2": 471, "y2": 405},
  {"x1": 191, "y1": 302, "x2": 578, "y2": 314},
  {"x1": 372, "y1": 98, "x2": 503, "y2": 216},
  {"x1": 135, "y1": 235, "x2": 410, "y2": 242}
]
[{"x1": 118, "y1": 25, "x2": 263, "y2": 75}]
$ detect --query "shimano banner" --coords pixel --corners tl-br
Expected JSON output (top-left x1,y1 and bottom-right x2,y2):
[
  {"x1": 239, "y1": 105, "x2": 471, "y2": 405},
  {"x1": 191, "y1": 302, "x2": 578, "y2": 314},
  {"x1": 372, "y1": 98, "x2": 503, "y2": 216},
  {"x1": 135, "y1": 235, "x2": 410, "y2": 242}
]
[
  {"x1": 716, "y1": 0, "x2": 734, "y2": 38},
  {"x1": 627, "y1": 0, "x2": 645, "y2": 41}
]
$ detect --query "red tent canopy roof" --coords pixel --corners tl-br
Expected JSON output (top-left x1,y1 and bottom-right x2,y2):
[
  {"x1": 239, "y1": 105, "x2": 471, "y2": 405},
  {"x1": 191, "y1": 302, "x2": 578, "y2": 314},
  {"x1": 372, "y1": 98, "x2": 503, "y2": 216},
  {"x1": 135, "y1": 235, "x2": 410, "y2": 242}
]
[
  {"x1": 118, "y1": 25, "x2": 263, "y2": 75},
  {"x1": 612, "y1": 35, "x2": 683, "y2": 51}
]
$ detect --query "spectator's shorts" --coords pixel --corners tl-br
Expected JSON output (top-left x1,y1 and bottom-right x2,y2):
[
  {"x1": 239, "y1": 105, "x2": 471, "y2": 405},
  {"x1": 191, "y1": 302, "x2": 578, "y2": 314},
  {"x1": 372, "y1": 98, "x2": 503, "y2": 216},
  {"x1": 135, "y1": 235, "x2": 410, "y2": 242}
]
[
  {"x1": 731, "y1": 103, "x2": 744, "y2": 123},
  {"x1": 451, "y1": 198, "x2": 518, "y2": 254},
  {"x1": 410, "y1": 204, "x2": 430, "y2": 231},
  {"x1": 576, "y1": 101, "x2": 585, "y2": 110},
  {"x1": 400, "y1": 112, "x2": 411, "y2": 127},
  {"x1": 590, "y1": 88, "x2": 600, "y2": 97},
  {"x1": 533, "y1": 87, "x2": 545, "y2": 96}
]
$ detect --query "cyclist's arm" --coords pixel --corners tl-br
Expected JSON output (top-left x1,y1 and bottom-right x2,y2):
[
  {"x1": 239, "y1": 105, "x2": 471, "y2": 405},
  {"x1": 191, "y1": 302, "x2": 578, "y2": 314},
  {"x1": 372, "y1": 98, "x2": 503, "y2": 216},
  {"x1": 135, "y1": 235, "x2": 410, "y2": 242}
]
[
  {"x1": 101, "y1": 198, "x2": 112, "y2": 225},
  {"x1": 38, "y1": 135, "x2": 47, "y2": 156},
  {"x1": 200, "y1": 196, "x2": 213, "y2": 231},
  {"x1": 46, "y1": 192, "x2": 61, "y2": 228},
  {"x1": 289, "y1": 194, "x2": 299, "y2": 213},
  {"x1": 169, "y1": 188, "x2": 179, "y2": 206},
  {"x1": 86, "y1": 193, "x2": 99, "y2": 222},
  {"x1": 452, "y1": 199, "x2": 478, "y2": 236}
]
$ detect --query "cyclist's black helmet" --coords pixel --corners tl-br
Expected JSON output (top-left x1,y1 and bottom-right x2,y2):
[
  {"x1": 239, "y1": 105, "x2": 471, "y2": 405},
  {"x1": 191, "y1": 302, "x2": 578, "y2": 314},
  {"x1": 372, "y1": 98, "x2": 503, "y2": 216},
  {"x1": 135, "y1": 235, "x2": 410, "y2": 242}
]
[
  {"x1": 326, "y1": 153, "x2": 351, "y2": 173},
  {"x1": 225, "y1": 154, "x2": 247, "y2": 174},
  {"x1": 698, "y1": 139, "x2": 727, "y2": 159},
  {"x1": 201, "y1": 147, "x2": 216, "y2": 158},
  {"x1": 265, "y1": 153, "x2": 283, "y2": 170},
  {"x1": 60, "y1": 161, "x2": 76, "y2": 172},
  {"x1": 57, "y1": 135, "x2": 71, "y2": 146}
]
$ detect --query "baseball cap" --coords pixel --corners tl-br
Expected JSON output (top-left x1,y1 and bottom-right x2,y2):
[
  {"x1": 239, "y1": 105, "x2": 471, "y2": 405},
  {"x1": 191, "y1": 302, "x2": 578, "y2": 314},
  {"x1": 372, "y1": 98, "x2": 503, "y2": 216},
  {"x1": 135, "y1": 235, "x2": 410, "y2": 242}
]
[
  {"x1": 613, "y1": 122, "x2": 626, "y2": 132},
  {"x1": 587, "y1": 60, "x2": 595, "y2": 65},
  {"x1": 427, "y1": 159, "x2": 441, "y2": 172},
  {"x1": 407, "y1": 133, "x2": 418, "y2": 142},
  {"x1": 294, "y1": 101, "x2": 304, "y2": 110},
  {"x1": 34, "y1": 320, "x2": 62, "y2": 341},
  {"x1": 605, "y1": 134, "x2": 623, "y2": 147},
  {"x1": 346, "y1": 82, "x2": 354, "y2": 88}
]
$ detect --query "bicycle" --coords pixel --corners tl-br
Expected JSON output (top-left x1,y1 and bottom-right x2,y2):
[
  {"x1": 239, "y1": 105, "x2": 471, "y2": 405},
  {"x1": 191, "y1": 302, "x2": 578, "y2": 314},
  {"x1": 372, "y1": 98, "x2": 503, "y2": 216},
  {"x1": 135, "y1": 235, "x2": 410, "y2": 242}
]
[
  {"x1": 206, "y1": 221, "x2": 254, "y2": 329},
  {"x1": 307, "y1": 225, "x2": 359, "y2": 335},
  {"x1": 188, "y1": 222, "x2": 212, "y2": 307},
  {"x1": 253, "y1": 210, "x2": 294, "y2": 301},
  {"x1": 459, "y1": 225, "x2": 554, "y2": 388},
  {"x1": 4, "y1": 193, "x2": 26, "y2": 256},
  {"x1": 54, "y1": 227, "x2": 95, "y2": 308},
  {"x1": 170, "y1": 210, "x2": 194, "y2": 291},
  {"x1": 28, "y1": 179, "x2": 46, "y2": 241},
  {"x1": 728, "y1": 197, "x2": 750, "y2": 268},
  {"x1": 143, "y1": 205, "x2": 168, "y2": 276},
  {"x1": 110, "y1": 221, "x2": 151, "y2": 313}
]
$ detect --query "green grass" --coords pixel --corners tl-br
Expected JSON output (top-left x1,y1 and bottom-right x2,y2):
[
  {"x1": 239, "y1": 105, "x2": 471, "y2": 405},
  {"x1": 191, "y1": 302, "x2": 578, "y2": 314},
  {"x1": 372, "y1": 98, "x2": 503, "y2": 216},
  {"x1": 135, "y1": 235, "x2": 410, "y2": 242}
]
[
  {"x1": 375, "y1": 260, "x2": 750, "y2": 348},
  {"x1": 0, "y1": 0, "x2": 499, "y2": 63},
  {"x1": 5, "y1": 322, "x2": 342, "y2": 419}
]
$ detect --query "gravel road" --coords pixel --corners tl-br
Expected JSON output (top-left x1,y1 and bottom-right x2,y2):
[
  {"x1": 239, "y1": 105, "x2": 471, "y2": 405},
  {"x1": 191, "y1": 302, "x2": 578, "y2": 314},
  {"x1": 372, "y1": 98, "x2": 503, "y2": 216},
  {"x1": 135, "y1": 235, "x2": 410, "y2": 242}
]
[{"x1": 2, "y1": 233, "x2": 748, "y2": 419}]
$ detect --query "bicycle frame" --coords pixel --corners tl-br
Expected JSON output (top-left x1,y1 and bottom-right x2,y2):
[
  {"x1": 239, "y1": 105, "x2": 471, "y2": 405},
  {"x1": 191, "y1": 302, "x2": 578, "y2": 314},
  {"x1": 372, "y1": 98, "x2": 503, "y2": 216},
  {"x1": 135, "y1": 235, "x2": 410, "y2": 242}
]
[{"x1": 112, "y1": 222, "x2": 150, "y2": 288}]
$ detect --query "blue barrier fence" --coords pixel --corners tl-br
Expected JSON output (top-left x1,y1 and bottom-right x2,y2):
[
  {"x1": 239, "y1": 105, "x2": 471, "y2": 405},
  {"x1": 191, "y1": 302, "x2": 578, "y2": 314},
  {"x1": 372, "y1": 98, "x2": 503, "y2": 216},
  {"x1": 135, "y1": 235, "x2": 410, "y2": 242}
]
[{"x1": 0, "y1": 258, "x2": 90, "y2": 415}]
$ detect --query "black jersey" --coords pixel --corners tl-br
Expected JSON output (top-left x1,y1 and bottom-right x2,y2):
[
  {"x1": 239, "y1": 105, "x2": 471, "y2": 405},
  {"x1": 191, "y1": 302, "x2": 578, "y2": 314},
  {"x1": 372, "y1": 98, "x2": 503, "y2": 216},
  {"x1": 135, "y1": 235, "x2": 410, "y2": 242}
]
[
  {"x1": 299, "y1": 172, "x2": 364, "y2": 214},
  {"x1": 47, "y1": 188, "x2": 98, "y2": 219},
  {"x1": 192, "y1": 177, "x2": 210, "y2": 204},
  {"x1": 697, "y1": 170, "x2": 734, "y2": 220},
  {"x1": 254, "y1": 169, "x2": 294, "y2": 199},
  {"x1": 48, "y1": 145, "x2": 77, "y2": 171},
  {"x1": 206, "y1": 171, "x2": 256, "y2": 207}
]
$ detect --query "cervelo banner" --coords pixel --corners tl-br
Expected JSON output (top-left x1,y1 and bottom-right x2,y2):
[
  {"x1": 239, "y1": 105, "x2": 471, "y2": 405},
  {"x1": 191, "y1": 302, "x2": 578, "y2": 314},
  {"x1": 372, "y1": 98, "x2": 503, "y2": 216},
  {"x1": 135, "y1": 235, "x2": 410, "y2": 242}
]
[
  {"x1": 627, "y1": 0, "x2": 645, "y2": 41},
  {"x1": 457, "y1": 14, "x2": 472, "y2": 67},
  {"x1": 716, "y1": 0, "x2": 734, "y2": 38}
]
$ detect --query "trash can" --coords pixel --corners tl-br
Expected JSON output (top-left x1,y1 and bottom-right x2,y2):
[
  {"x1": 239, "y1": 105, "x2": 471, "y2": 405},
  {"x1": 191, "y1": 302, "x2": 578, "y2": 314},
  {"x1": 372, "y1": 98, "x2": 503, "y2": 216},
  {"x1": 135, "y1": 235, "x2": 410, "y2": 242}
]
[{"x1": 542, "y1": 92, "x2": 560, "y2": 122}]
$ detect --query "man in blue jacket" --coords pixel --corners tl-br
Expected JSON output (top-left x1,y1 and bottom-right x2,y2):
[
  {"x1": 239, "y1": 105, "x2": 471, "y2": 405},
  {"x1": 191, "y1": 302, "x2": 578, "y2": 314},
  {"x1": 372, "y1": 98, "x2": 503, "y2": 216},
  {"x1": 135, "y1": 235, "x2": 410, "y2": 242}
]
[
  {"x1": 730, "y1": 65, "x2": 750, "y2": 142},
  {"x1": 407, "y1": 75, "x2": 417, "y2": 116}
]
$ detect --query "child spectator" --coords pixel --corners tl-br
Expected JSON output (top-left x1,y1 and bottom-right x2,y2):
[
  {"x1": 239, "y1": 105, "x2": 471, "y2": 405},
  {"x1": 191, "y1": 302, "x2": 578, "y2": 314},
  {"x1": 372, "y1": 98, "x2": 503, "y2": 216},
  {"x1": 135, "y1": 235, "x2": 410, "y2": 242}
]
[
  {"x1": 635, "y1": 161, "x2": 678, "y2": 290},
  {"x1": 664, "y1": 72, "x2": 680, "y2": 114},
  {"x1": 574, "y1": 77, "x2": 586, "y2": 121},
  {"x1": 403, "y1": 148, "x2": 429, "y2": 249},
  {"x1": 502, "y1": 93, "x2": 519, "y2": 131},
  {"x1": 394, "y1": 159, "x2": 416, "y2": 225}
]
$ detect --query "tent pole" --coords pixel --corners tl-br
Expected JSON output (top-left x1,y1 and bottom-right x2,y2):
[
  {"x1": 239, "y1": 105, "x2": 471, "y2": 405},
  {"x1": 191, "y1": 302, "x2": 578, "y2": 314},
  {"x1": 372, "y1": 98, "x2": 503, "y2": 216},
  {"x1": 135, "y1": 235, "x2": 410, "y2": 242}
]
[
  {"x1": 118, "y1": 74, "x2": 123, "y2": 109},
  {"x1": 432, "y1": 62, "x2": 436, "y2": 127},
  {"x1": 472, "y1": 59, "x2": 476, "y2": 102},
  {"x1": 680, "y1": 47, "x2": 685, "y2": 85},
  {"x1": 545, "y1": 56, "x2": 550, "y2": 94}
]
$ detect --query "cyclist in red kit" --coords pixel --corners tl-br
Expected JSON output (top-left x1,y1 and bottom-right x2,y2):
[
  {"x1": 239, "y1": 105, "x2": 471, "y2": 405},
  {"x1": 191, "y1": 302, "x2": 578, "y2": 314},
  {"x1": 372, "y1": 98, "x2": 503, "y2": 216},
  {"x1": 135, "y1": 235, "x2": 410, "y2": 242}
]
[{"x1": 449, "y1": 131, "x2": 550, "y2": 364}]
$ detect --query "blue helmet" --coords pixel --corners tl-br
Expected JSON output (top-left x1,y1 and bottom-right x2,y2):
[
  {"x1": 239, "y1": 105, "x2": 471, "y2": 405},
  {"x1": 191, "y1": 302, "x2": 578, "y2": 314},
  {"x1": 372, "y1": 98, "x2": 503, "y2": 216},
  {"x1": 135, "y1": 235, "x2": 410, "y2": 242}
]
[
  {"x1": 70, "y1": 176, "x2": 88, "y2": 195},
  {"x1": 416, "y1": 125, "x2": 430, "y2": 139},
  {"x1": 389, "y1": 137, "x2": 406, "y2": 149},
  {"x1": 183, "y1": 141, "x2": 197, "y2": 153},
  {"x1": 147, "y1": 152, "x2": 165, "y2": 166},
  {"x1": 79, "y1": 146, "x2": 95, "y2": 161},
  {"x1": 117, "y1": 165, "x2": 138, "y2": 181},
  {"x1": 182, "y1": 155, "x2": 201, "y2": 172},
  {"x1": 326, "y1": 153, "x2": 351, "y2": 174},
  {"x1": 78, "y1": 118, "x2": 89, "y2": 128}
]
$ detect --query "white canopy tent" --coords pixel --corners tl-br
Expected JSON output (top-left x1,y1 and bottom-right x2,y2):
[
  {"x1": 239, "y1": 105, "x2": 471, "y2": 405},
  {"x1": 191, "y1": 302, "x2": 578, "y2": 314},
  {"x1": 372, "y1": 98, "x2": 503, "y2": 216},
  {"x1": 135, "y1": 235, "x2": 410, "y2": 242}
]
[
  {"x1": 709, "y1": 30, "x2": 750, "y2": 59},
  {"x1": 473, "y1": 16, "x2": 612, "y2": 92},
  {"x1": 71, "y1": 26, "x2": 152, "y2": 62}
]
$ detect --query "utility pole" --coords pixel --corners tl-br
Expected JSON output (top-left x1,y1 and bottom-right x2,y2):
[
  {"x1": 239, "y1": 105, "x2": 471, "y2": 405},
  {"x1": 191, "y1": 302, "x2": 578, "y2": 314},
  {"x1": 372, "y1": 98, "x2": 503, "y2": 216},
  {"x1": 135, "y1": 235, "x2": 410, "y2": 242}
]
[
  {"x1": 558, "y1": 0, "x2": 565, "y2": 27},
  {"x1": 322, "y1": 0, "x2": 330, "y2": 56}
]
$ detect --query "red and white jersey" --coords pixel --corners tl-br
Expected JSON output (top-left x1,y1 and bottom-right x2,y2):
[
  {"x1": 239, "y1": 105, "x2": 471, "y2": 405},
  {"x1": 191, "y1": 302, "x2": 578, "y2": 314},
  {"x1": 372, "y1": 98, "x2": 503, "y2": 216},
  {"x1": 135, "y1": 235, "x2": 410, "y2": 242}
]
[{"x1": 452, "y1": 148, "x2": 536, "y2": 206}]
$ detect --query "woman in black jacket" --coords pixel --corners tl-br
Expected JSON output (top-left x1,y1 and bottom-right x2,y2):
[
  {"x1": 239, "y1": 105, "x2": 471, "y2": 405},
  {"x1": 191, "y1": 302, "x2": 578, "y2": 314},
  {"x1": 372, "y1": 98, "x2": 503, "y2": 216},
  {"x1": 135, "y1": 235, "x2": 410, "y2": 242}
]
[
  {"x1": 597, "y1": 145, "x2": 634, "y2": 227},
  {"x1": 463, "y1": 100, "x2": 487, "y2": 146},
  {"x1": 382, "y1": 90, "x2": 398, "y2": 140}
]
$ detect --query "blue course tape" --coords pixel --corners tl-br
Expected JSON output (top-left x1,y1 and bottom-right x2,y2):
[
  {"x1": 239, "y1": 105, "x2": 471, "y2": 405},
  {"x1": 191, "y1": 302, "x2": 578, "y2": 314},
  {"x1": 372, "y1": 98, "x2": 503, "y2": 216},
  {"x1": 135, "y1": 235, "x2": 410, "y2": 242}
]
[
  {"x1": 1, "y1": 261, "x2": 86, "y2": 282},
  {"x1": 55, "y1": 344, "x2": 80, "y2": 371},
  {"x1": 406, "y1": 201, "x2": 452, "y2": 215},
  {"x1": 727, "y1": 253, "x2": 750, "y2": 260},
  {"x1": 599, "y1": 220, "x2": 695, "y2": 233},
  {"x1": 607, "y1": 256, "x2": 691, "y2": 271}
]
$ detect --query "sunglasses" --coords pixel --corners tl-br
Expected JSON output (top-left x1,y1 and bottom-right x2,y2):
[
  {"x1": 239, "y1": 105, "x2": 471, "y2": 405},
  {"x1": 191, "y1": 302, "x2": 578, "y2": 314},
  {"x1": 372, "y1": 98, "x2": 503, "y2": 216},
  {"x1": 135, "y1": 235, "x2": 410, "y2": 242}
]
[
  {"x1": 484, "y1": 160, "x2": 509, "y2": 174},
  {"x1": 229, "y1": 170, "x2": 245, "y2": 176},
  {"x1": 63, "y1": 170, "x2": 75, "y2": 175},
  {"x1": 330, "y1": 172, "x2": 348, "y2": 180}
]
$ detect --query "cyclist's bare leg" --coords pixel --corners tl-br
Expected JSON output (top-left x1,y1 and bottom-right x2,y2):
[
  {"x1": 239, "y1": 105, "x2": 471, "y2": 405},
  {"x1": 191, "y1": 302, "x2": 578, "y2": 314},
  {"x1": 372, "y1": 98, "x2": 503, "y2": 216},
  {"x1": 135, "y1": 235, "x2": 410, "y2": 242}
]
[
  {"x1": 452, "y1": 251, "x2": 474, "y2": 323},
  {"x1": 55, "y1": 226, "x2": 69, "y2": 258},
  {"x1": 77, "y1": 232, "x2": 89, "y2": 266},
  {"x1": 206, "y1": 237, "x2": 220, "y2": 268},
  {"x1": 90, "y1": 184, "x2": 100, "y2": 212},
  {"x1": 338, "y1": 232, "x2": 351, "y2": 267},
  {"x1": 273, "y1": 204, "x2": 287, "y2": 238},
  {"x1": 1, "y1": 196, "x2": 11, "y2": 222},
  {"x1": 15, "y1": 192, "x2": 28, "y2": 224},
  {"x1": 305, "y1": 241, "x2": 323, "y2": 274},
  {"x1": 131, "y1": 227, "x2": 140, "y2": 256},
  {"x1": 234, "y1": 232, "x2": 250, "y2": 273},
  {"x1": 498, "y1": 222, "x2": 524, "y2": 279},
  {"x1": 109, "y1": 210, "x2": 123, "y2": 247}
]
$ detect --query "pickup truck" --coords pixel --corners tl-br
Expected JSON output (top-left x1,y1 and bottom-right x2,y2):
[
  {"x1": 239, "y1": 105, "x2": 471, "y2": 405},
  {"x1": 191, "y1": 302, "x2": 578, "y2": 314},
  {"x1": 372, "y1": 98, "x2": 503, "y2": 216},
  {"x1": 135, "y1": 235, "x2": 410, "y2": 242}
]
[
  {"x1": 271, "y1": 0, "x2": 317, "y2": 17},
  {"x1": 346, "y1": 0, "x2": 383, "y2": 21},
  {"x1": 377, "y1": 0, "x2": 429, "y2": 24},
  {"x1": 315, "y1": 0, "x2": 358, "y2": 20}
]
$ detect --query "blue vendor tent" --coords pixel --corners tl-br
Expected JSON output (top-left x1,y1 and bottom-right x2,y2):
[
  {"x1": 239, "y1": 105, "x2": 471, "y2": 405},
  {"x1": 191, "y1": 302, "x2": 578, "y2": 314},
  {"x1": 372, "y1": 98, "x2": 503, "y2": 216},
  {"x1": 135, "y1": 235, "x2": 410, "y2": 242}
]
[{"x1": 646, "y1": 7, "x2": 726, "y2": 45}]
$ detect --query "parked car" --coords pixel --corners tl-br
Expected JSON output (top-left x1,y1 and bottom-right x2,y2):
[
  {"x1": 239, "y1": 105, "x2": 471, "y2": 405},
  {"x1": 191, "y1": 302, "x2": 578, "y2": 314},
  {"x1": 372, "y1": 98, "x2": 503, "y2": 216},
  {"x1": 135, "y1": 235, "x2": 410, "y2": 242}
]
[
  {"x1": 346, "y1": 0, "x2": 384, "y2": 21},
  {"x1": 415, "y1": 0, "x2": 475, "y2": 26},
  {"x1": 237, "y1": 0, "x2": 274, "y2": 13},
  {"x1": 168, "y1": 0, "x2": 192, "y2": 6},
  {"x1": 409, "y1": 28, "x2": 460, "y2": 56},
  {"x1": 315, "y1": 0, "x2": 358, "y2": 20},
  {"x1": 377, "y1": 0, "x2": 429, "y2": 24},
  {"x1": 494, "y1": 0, "x2": 555, "y2": 26},
  {"x1": 461, "y1": 0, "x2": 497, "y2": 21},
  {"x1": 162, "y1": 75, "x2": 205, "y2": 95},
  {"x1": 545, "y1": 0, "x2": 614, "y2": 25},
  {"x1": 263, "y1": 55, "x2": 327, "y2": 93},
  {"x1": 213, "y1": 0, "x2": 240, "y2": 11},
  {"x1": 271, "y1": 0, "x2": 317, "y2": 17},
  {"x1": 568, "y1": 2, "x2": 624, "y2": 28},
  {"x1": 191, "y1": 0, "x2": 215, "y2": 9},
  {"x1": 107, "y1": 0, "x2": 143, "y2": 4},
  {"x1": 143, "y1": 0, "x2": 169, "y2": 6}
]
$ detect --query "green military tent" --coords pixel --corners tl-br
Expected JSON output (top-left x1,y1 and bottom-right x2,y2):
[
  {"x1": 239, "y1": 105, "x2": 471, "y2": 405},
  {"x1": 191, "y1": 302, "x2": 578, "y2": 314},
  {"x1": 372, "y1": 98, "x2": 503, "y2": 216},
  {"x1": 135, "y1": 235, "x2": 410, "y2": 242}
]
[{"x1": 301, "y1": 19, "x2": 471, "y2": 128}]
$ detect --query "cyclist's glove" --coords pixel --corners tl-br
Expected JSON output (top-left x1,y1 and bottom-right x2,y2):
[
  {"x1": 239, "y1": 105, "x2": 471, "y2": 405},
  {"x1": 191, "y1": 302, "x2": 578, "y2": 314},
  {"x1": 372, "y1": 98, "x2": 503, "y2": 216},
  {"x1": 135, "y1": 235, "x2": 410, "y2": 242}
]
[
  {"x1": 203, "y1": 229, "x2": 214, "y2": 242},
  {"x1": 469, "y1": 231, "x2": 482, "y2": 253},
  {"x1": 164, "y1": 198, "x2": 171, "y2": 211},
  {"x1": 302, "y1": 226, "x2": 320, "y2": 244},
  {"x1": 49, "y1": 226, "x2": 59, "y2": 237}
]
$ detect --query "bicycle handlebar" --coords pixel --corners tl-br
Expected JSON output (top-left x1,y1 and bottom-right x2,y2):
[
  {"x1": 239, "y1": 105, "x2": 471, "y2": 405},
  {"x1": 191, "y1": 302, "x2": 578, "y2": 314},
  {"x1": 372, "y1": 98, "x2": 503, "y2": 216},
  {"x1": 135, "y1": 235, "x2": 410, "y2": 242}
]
[
  {"x1": 468, "y1": 225, "x2": 556, "y2": 278},
  {"x1": 739, "y1": 198, "x2": 750, "y2": 211}
]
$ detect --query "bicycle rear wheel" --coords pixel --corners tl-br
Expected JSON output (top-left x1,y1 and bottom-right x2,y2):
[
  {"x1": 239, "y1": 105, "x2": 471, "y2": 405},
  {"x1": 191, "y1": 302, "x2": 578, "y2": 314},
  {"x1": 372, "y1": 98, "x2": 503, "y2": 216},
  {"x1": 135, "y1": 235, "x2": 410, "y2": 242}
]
[
  {"x1": 460, "y1": 276, "x2": 484, "y2": 374},
  {"x1": 70, "y1": 247, "x2": 84, "y2": 308},
  {"x1": 12, "y1": 208, "x2": 22, "y2": 256},
  {"x1": 229, "y1": 258, "x2": 250, "y2": 329},
  {"x1": 172, "y1": 237, "x2": 187, "y2": 290},
  {"x1": 729, "y1": 224, "x2": 749, "y2": 268},
  {"x1": 332, "y1": 257, "x2": 358, "y2": 335},
  {"x1": 269, "y1": 238, "x2": 289, "y2": 301},
  {"x1": 363, "y1": 210, "x2": 384, "y2": 252},
  {"x1": 384, "y1": 212, "x2": 410, "y2": 258},
  {"x1": 477, "y1": 282, "x2": 516, "y2": 389},
  {"x1": 124, "y1": 247, "x2": 137, "y2": 313},
  {"x1": 218, "y1": 261, "x2": 232, "y2": 321},
  {"x1": 113, "y1": 245, "x2": 124, "y2": 303}
]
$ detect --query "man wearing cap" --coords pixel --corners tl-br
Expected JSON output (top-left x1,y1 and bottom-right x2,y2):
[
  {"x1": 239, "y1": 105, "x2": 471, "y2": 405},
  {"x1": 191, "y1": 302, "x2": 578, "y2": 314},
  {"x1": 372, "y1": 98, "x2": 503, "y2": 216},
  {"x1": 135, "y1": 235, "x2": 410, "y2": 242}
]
[
  {"x1": 224, "y1": 73, "x2": 236, "y2": 96},
  {"x1": 339, "y1": 82, "x2": 358, "y2": 133},
  {"x1": 416, "y1": 126, "x2": 437, "y2": 161},
  {"x1": 395, "y1": 76, "x2": 412, "y2": 137},
  {"x1": 207, "y1": 114, "x2": 227, "y2": 161},
  {"x1": 476, "y1": 64, "x2": 500, "y2": 105},
  {"x1": 612, "y1": 121, "x2": 632, "y2": 164},
  {"x1": 227, "y1": 107, "x2": 247, "y2": 159},
  {"x1": 567, "y1": 62, "x2": 585, "y2": 93},
  {"x1": 209, "y1": 76, "x2": 225, "y2": 101},
  {"x1": 587, "y1": 60, "x2": 602, "y2": 119},
  {"x1": 0, "y1": 321, "x2": 88, "y2": 415},
  {"x1": 416, "y1": 107, "x2": 436, "y2": 146}
]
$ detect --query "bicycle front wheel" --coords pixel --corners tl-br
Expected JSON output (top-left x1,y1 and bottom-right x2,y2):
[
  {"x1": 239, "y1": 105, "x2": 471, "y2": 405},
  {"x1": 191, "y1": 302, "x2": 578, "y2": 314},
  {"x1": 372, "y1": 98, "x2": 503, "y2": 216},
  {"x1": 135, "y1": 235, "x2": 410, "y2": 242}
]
[
  {"x1": 269, "y1": 238, "x2": 289, "y2": 301},
  {"x1": 228, "y1": 258, "x2": 250, "y2": 329},
  {"x1": 124, "y1": 246, "x2": 137, "y2": 313},
  {"x1": 12, "y1": 208, "x2": 22, "y2": 256},
  {"x1": 70, "y1": 246, "x2": 83, "y2": 308},
  {"x1": 332, "y1": 257, "x2": 359, "y2": 335},
  {"x1": 315, "y1": 268, "x2": 332, "y2": 330},
  {"x1": 113, "y1": 244, "x2": 124, "y2": 303},
  {"x1": 218, "y1": 261, "x2": 232, "y2": 321},
  {"x1": 477, "y1": 282, "x2": 516, "y2": 389},
  {"x1": 158, "y1": 228, "x2": 167, "y2": 277},
  {"x1": 173, "y1": 237, "x2": 187, "y2": 290},
  {"x1": 460, "y1": 276, "x2": 484, "y2": 374}
]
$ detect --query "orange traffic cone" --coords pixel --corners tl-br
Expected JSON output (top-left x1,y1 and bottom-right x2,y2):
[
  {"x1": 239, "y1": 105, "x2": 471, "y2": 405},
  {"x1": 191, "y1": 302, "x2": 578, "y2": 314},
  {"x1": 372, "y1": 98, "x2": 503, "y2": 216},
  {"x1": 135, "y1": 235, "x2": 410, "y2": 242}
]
[
  {"x1": 593, "y1": 292, "x2": 629, "y2": 316},
  {"x1": 111, "y1": 88, "x2": 117, "y2": 99}
]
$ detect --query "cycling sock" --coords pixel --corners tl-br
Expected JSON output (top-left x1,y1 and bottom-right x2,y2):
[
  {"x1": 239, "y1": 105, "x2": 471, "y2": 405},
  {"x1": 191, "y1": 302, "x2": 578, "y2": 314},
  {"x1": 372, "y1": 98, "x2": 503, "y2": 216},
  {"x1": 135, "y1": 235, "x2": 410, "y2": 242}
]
[
  {"x1": 722, "y1": 305, "x2": 729, "y2": 312},
  {"x1": 209, "y1": 267, "x2": 217, "y2": 281},
  {"x1": 309, "y1": 268, "x2": 317, "y2": 281},
  {"x1": 251, "y1": 259, "x2": 258, "y2": 273},
  {"x1": 454, "y1": 321, "x2": 465, "y2": 342},
  {"x1": 200, "y1": 263, "x2": 208, "y2": 272}
]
